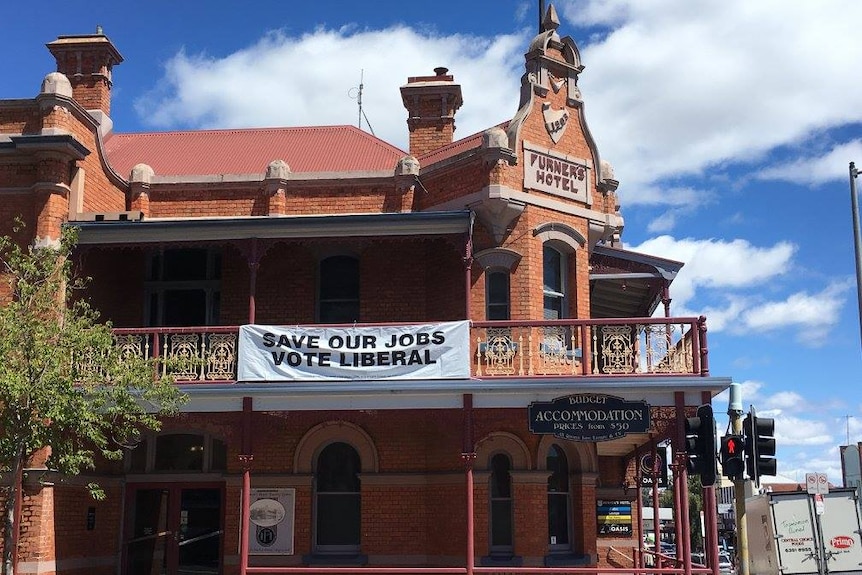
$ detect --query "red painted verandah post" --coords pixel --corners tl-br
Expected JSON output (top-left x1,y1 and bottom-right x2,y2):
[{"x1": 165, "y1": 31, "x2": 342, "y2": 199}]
[{"x1": 240, "y1": 397, "x2": 254, "y2": 575}]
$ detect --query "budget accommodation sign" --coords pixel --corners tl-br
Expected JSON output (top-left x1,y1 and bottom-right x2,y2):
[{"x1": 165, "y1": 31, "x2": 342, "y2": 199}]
[
  {"x1": 528, "y1": 394, "x2": 650, "y2": 441},
  {"x1": 238, "y1": 321, "x2": 471, "y2": 381}
]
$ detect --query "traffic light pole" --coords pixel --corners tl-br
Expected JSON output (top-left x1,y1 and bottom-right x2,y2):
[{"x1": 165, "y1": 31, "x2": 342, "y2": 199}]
[{"x1": 729, "y1": 385, "x2": 750, "y2": 575}]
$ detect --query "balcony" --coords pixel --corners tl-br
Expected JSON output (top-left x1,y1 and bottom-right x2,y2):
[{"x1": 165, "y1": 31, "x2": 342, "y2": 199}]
[{"x1": 112, "y1": 317, "x2": 707, "y2": 383}]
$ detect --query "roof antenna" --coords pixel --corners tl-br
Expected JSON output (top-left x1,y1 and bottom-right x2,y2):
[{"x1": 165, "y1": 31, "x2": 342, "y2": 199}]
[
  {"x1": 348, "y1": 70, "x2": 376, "y2": 137},
  {"x1": 539, "y1": 0, "x2": 545, "y2": 32}
]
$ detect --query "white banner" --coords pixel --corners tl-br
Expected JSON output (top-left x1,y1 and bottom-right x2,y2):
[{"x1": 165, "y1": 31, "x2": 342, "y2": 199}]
[{"x1": 238, "y1": 321, "x2": 471, "y2": 381}]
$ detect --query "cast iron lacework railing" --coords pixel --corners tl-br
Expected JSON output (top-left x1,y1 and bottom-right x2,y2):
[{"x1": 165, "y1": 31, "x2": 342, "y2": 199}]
[
  {"x1": 111, "y1": 317, "x2": 706, "y2": 383},
  {"x1": 113, "y1": 327, "x2": 239, "y2": 382},
  {"x1": 472, "y1": 317, "x2": 704, "y2": 377}
]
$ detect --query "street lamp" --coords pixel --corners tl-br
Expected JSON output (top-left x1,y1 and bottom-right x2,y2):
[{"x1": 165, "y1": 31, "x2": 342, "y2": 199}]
[{"x1": 850, "y1": 162, "x2": 862, "y2": 350}]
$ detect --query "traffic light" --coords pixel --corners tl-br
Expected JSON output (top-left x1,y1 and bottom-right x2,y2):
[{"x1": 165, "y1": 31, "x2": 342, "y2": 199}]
[
  {"x1": 743, "y1": 409, "x2": 776, "y2": 486},
  {"x1": 684, "y1": 404, "x2": 717, "y2": 486},
  {"x1": 720, "y1": 434, "x2": 746, "y2": 480}
]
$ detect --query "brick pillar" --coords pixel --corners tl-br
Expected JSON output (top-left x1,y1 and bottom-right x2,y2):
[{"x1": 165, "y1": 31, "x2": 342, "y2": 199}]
[
  {"x1": 390, "y1": 155, "x2": 419, "y2": 213},
  {"x1": 129, "y1": 163, "x2": 154, "y2": 217},
  {"x1": 572, "y1": 472, "x2": 599, "y2": 563},
  {"x1": 512, "y1": 470, "x2": 552, "y2": 564},
  {"x1": 33, "y1": 154, "x2": 71, "y2": 246},
  {"x1": 472, "y1": 471, "x2": 490, "y2": 559},
  {"x1": 18, "y1": 483, "x2": 56, "y2": 575},
  {"x1": 265, "y1": 160, "x2": 290, "y2": 216}
]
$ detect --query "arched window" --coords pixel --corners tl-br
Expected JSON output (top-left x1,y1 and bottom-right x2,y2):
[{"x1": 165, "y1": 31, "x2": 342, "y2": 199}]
[
  {"x1": 486, "y1": 270, "x2": 510, "y2": 320},
  {"x1": 490, "y1": 452, "x2": 514, "y2": 554},
  {"x1": 543, "y1": 245, "x2": 567, "y2": 319},
  {"x1": 319, "y1": 256, "x2": 360, "y2": 323},
  {"x1": 547, "y1": 444, "x2": 571, "y2": 550},
  {"x1": 315, "y1": 442, "x2": 361, "y2": 552}
]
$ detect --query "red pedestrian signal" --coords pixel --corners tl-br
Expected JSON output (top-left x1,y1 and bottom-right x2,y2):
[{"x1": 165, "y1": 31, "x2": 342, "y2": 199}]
[
  {"x1": 720, "y1": 434, "x2": 745, "y2": 480},
  {"x1": 726, "y1": 436, "x2": 741, "y2": 455}
]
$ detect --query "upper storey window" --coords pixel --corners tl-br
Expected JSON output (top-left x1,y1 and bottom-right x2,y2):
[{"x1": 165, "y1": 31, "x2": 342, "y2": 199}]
[
  {"x1": 146, "y1": 248, "x2": 221, "y2": 327},
  {"x1": 486, "y1": 270, "x2": 511, "y2": 321},
  {"x1": 543, "y1": 245, "x2": 567, "y2": 319},
  {"x1": 319, "y1": 255, "x2": 360, "y2": 323}
]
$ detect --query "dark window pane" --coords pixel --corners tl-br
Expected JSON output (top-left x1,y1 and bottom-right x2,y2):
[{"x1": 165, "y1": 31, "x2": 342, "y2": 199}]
[
  {"x1": 320, "y1": 301, "x2": 360, "y2": 324},
  {"x1": 316, "y1": 442, "x2": 361, "y2": 548},
  {"x1": 491, "y1": 500, "x2": 513, "y2": 547},
  {"x1": 149, "y1": 292, "x2": 159, "y2": 326},
  {"x1": 316, "y1": 494, "x2": 361, "y2": 546},
  {"x1": 128, "y1": 438, "x2": 149, "y2": 473},
  {"x1": 320, "y1": 256, "x2": 360, "y2": 323},
  {"x1": 162, "y1": 249, "x2": 209, "y2": 281},
  {"x1": 210, "y1": 438, "x2": 227, "y2": 471},
  {"x1": 210, "y1": 291, "x2": 221, "y2": 325},
  {"x1": 317, "y1": 442, "x2": 361, "y2": 492},
  {"x1": 490, "y1": 454, "x2": 511, "y2": 498},
  {"x1": 154, "y1": 434, "x2": 204, "y2": 471},
  {"x1": 543, "y1": 295, "x2": 563, "y2": 320},
  {"x1": 487, "y1": 272, "x2": 510, "y2": 320},
  {"x1": 548, "y1": 494, "x2": 569, "y2": 544},
  {"x1": 543, "y1": 246, "x2": 562, "y2": 293},
  {"x1": 163, "y1": 289, "x2": 207, "y2": 327},
  {"x1": 320, "y1": 256, "x2": 359, "y2": 299},
  {"x1": 547, "y1": 445, "x2": 569, "y2": 492}
]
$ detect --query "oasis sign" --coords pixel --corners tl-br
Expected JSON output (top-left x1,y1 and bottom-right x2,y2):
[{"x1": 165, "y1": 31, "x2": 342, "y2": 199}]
[
  {"x1": 238, "y1": 321, "x2": 471, "y2": 381},
  {"x1": 528, "y1": 394, "x2": 650, "y2": 441}
]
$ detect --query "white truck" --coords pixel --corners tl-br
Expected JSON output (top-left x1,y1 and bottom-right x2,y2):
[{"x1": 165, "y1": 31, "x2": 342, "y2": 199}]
[{"x1": 745, "y1": 488, "x2": 862, "y2": 575}]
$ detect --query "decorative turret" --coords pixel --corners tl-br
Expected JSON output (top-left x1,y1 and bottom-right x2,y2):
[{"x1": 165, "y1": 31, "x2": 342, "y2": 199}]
[
  {"x1": 46, "y1": 27, "x2": 123, "y2": 119},
  {"x1": 400, "y1": 67, "x2": 463, "y2": 158}
]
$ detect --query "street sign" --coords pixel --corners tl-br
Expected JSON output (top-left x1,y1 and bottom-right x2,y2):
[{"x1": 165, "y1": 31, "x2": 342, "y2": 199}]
[
  {"x1": 814, "y1": 493, "x2": 825, "y2": 515},
  {"x1": 805, "y1": 472, "x2": 829, "y2": 495}
]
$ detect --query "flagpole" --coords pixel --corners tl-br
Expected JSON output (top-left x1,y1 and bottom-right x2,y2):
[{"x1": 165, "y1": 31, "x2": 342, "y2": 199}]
[{"x1": 850, "y1": 162, "x2": 862, "y2": 349}]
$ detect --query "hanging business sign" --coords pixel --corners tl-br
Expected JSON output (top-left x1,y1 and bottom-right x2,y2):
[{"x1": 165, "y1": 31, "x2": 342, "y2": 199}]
[
  {"x1": 248, "y1": 488, "x2": 295, "y2": 555},
  {"x1": 597, "y1": 499, "x2": 633, "y2": 536},
  {"x1": 238, "y1": 321, "x2": 471, "y2": 381},
  {"x1": 640, "y1": 446, "x2": 669, "y2": 488},
  {"x1": 528, "y1": 394, "x2": 650, "y2": 441}
]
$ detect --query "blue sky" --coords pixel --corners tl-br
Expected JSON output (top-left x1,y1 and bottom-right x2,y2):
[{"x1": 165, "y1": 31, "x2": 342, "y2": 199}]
[{"x1": 4, "y1": 0, "x2": 862, "y2": 484}]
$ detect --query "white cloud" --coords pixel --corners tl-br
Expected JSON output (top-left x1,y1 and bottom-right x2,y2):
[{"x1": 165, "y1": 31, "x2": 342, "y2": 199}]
[
  {"x1": 774, "y1": 414, "x2": 833, "y2": 447},
  {"x1": 133, "y1": 1, "x2": 862, "y2": 206},
  {"x1": 756, "y1": 140, "x2": 862, "y2": 185},
  {"x1": 625, "y1": 236, "x2": 850, "y2": 341},
  {"x1": 627, "y1": 235, "x2": 796, "y2": 308},
  {"x1": 135, "y1": 27, "x2": 526, "y2": 151},
  {"x1": 553, "y1": 0, "x2": 862, "y2": 203},
  {"x1": 766, "y1": 391, "x2": 806, "y2": 412},
  {"x1": 739, "y1": 282, "x2": 850, "y2": 340}
]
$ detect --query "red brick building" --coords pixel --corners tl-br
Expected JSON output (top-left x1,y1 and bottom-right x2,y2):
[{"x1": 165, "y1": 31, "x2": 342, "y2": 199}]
[{"x1": 0, "y1": 6, "x2": 730, "y2": 575}]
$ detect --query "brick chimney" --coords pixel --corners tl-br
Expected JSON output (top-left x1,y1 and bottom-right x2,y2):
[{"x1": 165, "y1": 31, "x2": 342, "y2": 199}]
[
  {"x1": 400, "y1": 67, "x2": 463, "y2": 158},
  {"x1": 46, "y1": 28, "x2": 123, "y2": 117}
]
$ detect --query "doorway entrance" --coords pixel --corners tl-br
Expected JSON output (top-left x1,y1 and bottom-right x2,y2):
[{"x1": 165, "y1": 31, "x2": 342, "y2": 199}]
[{"x1": 125, "y1": 485, "x2": 223, "y2": 575}]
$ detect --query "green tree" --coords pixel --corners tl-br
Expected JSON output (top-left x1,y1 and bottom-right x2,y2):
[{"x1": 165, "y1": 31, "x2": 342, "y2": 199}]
[
  {"x1": 658, "y1": 476, "x2": 705, "y2": 552},
  {"x1": 0, "y1": 226, "x2": 186, "y2": 575}
]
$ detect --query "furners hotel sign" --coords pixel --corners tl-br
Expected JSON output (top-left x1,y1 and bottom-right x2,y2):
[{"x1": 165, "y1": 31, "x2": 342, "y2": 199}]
[{"x1": 523, "y1": 141, "x2": 591, "y2": 203}]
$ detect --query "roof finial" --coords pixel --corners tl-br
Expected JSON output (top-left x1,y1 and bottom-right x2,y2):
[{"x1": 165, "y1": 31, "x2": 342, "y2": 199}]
[
  {"x1": 541, "y1": 4, "x2": 560, "y2": 33},
  {"x1": 96, "y1": 24, "x2": 104, "y2": 35}
]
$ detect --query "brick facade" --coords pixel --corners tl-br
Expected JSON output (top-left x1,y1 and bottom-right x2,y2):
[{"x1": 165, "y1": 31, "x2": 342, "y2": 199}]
[{"x1": 0, "y1": 10, "x2": 726, "y2": 575}]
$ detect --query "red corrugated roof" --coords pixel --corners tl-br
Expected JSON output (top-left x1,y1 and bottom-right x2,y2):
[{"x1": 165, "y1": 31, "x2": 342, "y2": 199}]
[{"x1": 103, "y1": 125, "x2": 407, "y2": 179}]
